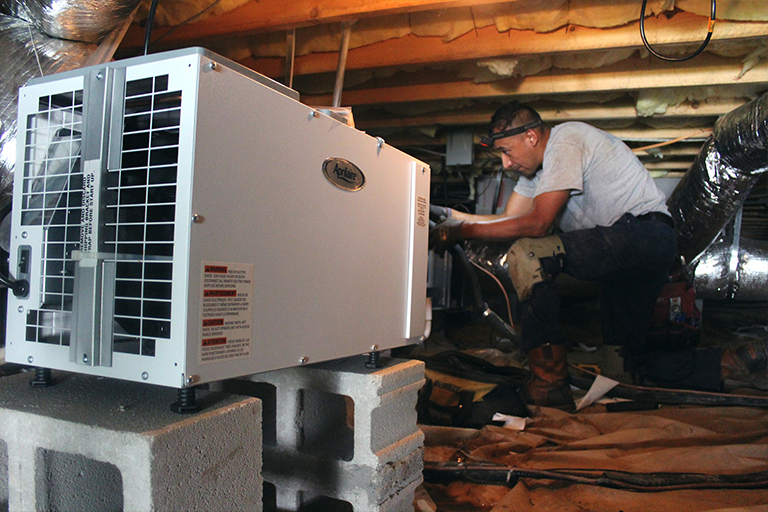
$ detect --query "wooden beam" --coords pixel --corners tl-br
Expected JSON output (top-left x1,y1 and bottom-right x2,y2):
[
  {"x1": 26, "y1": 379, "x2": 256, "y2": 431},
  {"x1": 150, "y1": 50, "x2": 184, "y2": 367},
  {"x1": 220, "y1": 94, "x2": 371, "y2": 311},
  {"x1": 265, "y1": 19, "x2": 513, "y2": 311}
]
[
  {"x1": 379, "y1": 126, "x2": 712, "y2": 149},
  {"x1": 120, "y1": 0, "x2": 513, "y2": 50},
  {"x1": 353, "y1": 97, "x2": 742, "y2": 130},
  {"x1": 300, "y1": 54, "x2": 768, "y2": 106},
  {"x1": 239, "y1": 13, "x2": 768, "y2": 78}
]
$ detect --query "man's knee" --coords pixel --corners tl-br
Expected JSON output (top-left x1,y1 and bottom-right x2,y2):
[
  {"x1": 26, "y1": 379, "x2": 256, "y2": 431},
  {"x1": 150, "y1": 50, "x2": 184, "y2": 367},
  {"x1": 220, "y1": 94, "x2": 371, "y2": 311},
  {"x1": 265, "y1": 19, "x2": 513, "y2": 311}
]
[{"x1": 506, "y1": 235, "x2": 565, "y2": 301}]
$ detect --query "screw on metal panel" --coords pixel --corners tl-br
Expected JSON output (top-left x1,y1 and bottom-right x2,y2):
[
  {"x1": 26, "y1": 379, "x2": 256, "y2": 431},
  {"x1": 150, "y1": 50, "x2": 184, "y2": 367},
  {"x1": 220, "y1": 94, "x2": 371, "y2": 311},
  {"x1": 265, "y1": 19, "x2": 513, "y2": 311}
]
[
  {"x1": 192, "y1": 214, "x2": 201, "y2": 223},
  {"x1": 422, "y1": 167, "x2": 426, "y2": 174},
  {"x1": 186, "y1": 375, "x2": 195, "y2": 385},
  {"x1": 299, "y1": 357, "x2": 308, "y2": 364},
  {"x1": 18, "y1": 306, "x2": 24, "y2": 313},
  {"x1": 371, "y1": 345, "x2": 378, "y2": 351},
  {"x1": 27, "y1": 356, "x2": 33, "y2": 364},
  {"x1": 208, "y1": 62, "x2": 218, "y2": 70},
  {"x1": 21, "y1": 231, "x2": 27, "y2": 239},
  {"x1": 141, "y1": 371, "x2": 149, "y2": 380},
  {"x1": 376, "y1": 137, "x2": 385, "y2": 150},
  {"x1": 420, "y1": 336, "x2": 426, "y2": 342},
  {"x1": 309, "y1": 110, "x2": 318, "y2": 119},
  {"x1": 82, "y1": 354, "x2": 88, "y2": 363},
  {"x1": 96, "y1": 72, "x2": 103, "y2": 80}
]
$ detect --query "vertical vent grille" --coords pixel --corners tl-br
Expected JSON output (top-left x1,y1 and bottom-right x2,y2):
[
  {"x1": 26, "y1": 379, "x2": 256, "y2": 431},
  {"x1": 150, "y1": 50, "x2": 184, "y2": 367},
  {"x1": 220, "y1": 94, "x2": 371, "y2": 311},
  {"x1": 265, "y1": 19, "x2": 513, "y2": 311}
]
[
  {"x1": 103, "y1": 74, "x2": 181, "y2": 357},
  {"x1": 21, "y1": 90, "x2": 84, "y2": 346}
]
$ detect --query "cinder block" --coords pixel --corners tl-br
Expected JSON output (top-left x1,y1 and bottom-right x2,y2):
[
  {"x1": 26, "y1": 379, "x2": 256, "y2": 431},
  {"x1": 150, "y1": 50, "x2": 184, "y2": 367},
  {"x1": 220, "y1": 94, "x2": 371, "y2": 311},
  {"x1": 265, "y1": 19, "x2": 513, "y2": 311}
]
[
  {"x1": 0, "y1": 371, "x2": 262, "y2": 512},
  {"x1": 237, "y1": 356, "x2": 425, "y2": 512}
]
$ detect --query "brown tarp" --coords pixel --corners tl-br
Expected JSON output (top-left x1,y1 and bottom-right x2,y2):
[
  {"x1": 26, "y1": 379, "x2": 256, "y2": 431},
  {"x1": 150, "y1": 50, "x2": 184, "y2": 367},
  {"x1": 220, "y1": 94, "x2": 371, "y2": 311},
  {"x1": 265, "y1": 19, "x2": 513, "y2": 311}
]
[{"x1": 422, "y1": 405, "x2": 768, "y2": 511}]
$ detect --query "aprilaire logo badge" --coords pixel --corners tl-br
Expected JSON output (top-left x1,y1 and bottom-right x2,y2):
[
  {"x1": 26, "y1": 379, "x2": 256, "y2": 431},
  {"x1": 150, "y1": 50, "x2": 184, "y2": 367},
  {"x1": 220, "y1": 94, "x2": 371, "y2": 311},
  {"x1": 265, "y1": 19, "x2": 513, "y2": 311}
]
[{"x1": 322, "y1": 158, "x2": 365, "y2": 192}]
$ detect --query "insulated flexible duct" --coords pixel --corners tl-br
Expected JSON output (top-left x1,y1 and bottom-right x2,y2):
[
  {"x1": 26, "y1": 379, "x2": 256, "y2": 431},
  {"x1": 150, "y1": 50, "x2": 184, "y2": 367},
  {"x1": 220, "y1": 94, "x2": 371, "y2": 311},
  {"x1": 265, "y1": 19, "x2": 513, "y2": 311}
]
[
  {"x1": 1, "y1": 0, "x2": 139, "y2": 43},
  {"x1": 690, "y1": 233, "x2": 768, "y2": 301},
  {"x1": 668, "y1": 92, "x2": 768, "y2": 301},
  {"x1": 0, "y1": 15, "x2": 95, "y2": 211}
]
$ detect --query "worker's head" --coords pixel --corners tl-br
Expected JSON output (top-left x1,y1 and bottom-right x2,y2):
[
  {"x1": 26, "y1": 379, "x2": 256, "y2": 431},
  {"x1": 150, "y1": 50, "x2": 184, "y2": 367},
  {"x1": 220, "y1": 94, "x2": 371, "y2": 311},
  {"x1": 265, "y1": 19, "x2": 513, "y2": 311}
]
[{"x1": 483, "y1": 101, "x2": 548, "y2": 177}]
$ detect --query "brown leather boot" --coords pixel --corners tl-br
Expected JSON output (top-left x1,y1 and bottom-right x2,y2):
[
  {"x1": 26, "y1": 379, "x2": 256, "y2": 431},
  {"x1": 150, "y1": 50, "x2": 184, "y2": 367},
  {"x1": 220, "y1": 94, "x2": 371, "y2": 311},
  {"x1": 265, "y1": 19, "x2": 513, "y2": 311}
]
[
  {"x1": 721, "y1": 340, "x2": 768, "y2": 390},
  {"x1": 526, "y1": 344, "x2": 575, "y2": 411}
]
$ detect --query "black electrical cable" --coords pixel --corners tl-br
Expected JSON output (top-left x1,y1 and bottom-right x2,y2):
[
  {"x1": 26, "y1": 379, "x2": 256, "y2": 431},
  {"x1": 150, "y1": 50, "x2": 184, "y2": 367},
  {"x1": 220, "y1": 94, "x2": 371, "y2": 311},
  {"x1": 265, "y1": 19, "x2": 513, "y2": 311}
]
[
  {"x1": 640, "y1": 0, "x2": 715, "y2": 62},
  {"x1": 143, "y1": 0, "x2": 161, "y2": 56}
]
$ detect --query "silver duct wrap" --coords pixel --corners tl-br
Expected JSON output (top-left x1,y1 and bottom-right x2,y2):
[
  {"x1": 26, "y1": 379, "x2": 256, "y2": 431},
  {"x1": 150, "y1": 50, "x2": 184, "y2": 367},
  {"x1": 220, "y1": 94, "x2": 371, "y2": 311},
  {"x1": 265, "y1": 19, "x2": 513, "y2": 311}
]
[
  {"x1": 691, "y1": 234, "x2": 768, "y2": 301},
  {"x1": 667, "y1": 92, "x2": 768, "y2": 301},
  {"x1": 667, "y1": 136, "x2": 762, "y2": 264},
  {"x1": 463, "y1": 240, "x2": 522, "y2": 312},
  {"x1": 0, "y1": 15, "x2": 95, "y2": 211},
  {"x1": 1, "y1": 0, "x2": 140, "y2": 43},
  {"x1": 464, "y1": 241, "x2": 514, "y2": 290}
]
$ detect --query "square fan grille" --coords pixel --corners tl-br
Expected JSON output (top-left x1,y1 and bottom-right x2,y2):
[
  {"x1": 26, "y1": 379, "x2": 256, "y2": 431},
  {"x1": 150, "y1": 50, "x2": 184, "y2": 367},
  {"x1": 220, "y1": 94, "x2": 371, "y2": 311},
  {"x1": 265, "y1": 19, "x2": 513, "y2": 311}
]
[{"x1": 19, "y1": 75, "x2": 181, "y2": 358}]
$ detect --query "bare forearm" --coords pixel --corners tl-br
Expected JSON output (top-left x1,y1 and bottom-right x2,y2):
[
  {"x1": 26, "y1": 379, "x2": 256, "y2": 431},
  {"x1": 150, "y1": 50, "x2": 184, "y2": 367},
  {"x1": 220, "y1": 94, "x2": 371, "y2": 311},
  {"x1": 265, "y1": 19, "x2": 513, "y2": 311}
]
[
  {"x1": 450, "y1": 209, "x2": 509, "y2": 222},
  {"x1": 461, "y1": 215, "x2": 551, "y2": 241}
]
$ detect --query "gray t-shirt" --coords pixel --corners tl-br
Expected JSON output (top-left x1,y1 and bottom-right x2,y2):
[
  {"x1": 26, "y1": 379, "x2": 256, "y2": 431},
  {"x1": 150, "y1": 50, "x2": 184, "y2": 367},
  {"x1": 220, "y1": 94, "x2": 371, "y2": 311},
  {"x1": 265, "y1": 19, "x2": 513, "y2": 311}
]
[{"x1": 514, "y1": 122, "x2": 669, "y2": 232}]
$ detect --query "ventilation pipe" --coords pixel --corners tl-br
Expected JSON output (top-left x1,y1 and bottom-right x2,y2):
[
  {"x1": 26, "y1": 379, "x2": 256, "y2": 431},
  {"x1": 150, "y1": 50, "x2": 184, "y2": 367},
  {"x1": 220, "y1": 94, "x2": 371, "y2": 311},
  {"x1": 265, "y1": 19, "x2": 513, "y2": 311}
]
[
  {"x1": 0, "y1": 0, "x2": 140, "y2": 212},
  {"x1": 668, "y1": 92, "x2": 768, "y2": 300}
]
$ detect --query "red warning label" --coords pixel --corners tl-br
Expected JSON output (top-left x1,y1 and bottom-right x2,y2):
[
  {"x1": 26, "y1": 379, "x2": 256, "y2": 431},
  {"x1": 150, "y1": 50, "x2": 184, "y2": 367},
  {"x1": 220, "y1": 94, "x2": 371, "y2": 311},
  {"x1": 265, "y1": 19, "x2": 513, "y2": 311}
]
[
  {"x1": 201, "y1": 261, "x2": 254, "y2": 364},
  {"x1": 202, "y1": 337, "x2": 227, "y2": 347},
  {"x1": 204, "y1": 289, "x2": 236, "y2": 297}
]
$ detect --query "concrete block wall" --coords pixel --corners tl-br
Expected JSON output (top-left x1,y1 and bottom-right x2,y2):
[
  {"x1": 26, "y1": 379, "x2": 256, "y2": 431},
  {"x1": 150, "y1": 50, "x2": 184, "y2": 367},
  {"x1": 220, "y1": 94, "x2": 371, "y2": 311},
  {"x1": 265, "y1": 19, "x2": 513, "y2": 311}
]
[
  {"x1": 0, "y1": 372, "x2": 262, "y2": 512},
  {"x1": 232, "y1": 356, "x2": 426, "y2": 512}
]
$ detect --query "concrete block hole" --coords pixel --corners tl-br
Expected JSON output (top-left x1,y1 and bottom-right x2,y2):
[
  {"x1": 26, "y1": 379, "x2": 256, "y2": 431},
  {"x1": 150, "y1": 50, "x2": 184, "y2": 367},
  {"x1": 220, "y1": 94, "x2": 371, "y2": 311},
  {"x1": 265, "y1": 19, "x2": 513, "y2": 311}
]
[
  {"x1": 35, "y1": 449, "x2": 123, "y2": 512},
  {"x1": 298, "y1": 389, "x2": 354, "y2": 461},
  {"x1": 263, "y1": 482, "x2": 353, "y2": 512}
]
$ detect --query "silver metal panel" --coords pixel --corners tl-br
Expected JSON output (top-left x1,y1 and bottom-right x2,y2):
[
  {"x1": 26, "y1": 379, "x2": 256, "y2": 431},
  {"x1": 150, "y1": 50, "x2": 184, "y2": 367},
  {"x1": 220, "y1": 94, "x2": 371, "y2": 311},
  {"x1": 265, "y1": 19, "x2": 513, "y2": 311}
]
[
  {"x1": 6, "y1": 49, "x2": 429, "y2": 388},
  {"x1": 184, "y1": 55, "x2": 429, "y2": 383}
]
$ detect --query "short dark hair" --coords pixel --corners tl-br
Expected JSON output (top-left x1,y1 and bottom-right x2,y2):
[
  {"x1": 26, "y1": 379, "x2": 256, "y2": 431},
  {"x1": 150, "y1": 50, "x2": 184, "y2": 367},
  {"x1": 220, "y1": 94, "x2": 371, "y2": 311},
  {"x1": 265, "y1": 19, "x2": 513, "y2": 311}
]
[{"x1": 489, "y1": 101, "x2": 544, "y2": 133}]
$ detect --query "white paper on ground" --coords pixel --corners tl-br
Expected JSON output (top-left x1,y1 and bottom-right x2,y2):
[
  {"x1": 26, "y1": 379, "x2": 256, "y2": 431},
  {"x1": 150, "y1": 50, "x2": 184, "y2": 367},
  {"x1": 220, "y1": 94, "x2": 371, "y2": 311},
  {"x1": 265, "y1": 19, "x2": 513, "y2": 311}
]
[
  {"x1": 574, "y1": 374, "x2": 620, "y2": 412},
  {"x1": 492, "y1": 413, "x2": 533, "y2": 430}
]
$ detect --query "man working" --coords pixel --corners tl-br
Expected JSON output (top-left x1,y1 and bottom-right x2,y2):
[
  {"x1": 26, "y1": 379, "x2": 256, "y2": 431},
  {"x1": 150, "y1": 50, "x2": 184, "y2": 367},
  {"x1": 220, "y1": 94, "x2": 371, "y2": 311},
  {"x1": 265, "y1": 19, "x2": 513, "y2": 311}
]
[{"x1": 430, "y1": 101, "x2": 765, "y2": 410}]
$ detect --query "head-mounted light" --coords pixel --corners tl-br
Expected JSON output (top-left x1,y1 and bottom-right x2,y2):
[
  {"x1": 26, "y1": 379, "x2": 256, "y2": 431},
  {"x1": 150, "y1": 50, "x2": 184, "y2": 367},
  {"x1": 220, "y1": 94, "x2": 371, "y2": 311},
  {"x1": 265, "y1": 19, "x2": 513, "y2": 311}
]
[{"x1": 480, "y1": 119, "x2": 542, "y2": 147}]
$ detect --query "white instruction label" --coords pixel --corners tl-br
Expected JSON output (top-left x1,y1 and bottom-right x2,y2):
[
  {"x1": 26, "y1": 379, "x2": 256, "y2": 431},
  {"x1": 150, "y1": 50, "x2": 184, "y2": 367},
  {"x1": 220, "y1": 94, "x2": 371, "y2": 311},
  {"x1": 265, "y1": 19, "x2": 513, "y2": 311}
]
[{"x1": 200, "y1": 261, "x2": 254, "y2": 364}]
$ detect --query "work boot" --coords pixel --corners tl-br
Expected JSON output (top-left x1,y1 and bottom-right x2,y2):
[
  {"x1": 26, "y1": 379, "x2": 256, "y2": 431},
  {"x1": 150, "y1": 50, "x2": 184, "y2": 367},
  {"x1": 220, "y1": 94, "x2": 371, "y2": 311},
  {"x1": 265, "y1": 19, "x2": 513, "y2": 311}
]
[
  {"x1": 526, "y1": 344, "x2": 575, "y2": 411},
  {"x1": 721, "y1": 340, "x2": 768, "y2": 390}
]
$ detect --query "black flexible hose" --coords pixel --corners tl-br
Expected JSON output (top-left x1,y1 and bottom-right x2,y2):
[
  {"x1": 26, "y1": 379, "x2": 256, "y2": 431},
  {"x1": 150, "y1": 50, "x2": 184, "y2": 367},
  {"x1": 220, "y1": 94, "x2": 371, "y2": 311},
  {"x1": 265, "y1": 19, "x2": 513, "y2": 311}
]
[
  {"x1": 425, "y1": 462, "x2": 768, "y2": 491},
  {"x1": 640, "y1": 0, "x2": 715, "y2": 62},
  {"x1": 448, "y1": 243, "x2": 521, "y2": 345},
  {"x1": 143, "y1": 0, "x2": 161, "y2": 56}
]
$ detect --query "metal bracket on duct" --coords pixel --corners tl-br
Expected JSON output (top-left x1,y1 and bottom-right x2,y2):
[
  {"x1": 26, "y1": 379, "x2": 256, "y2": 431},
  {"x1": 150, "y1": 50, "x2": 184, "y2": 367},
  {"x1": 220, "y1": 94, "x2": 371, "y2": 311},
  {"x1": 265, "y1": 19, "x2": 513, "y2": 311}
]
[{"x1": 668, "y1": 92, "x2": 768, "y2": 301}]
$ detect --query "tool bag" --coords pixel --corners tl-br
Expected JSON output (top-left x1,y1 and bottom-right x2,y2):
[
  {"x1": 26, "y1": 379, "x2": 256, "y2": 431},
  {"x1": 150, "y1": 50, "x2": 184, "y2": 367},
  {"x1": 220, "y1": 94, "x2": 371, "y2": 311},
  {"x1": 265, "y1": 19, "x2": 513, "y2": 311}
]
[
  {"x1": 648, "y1": 281, "x2": 701, "y2": 351},
  {"x1": 415, "y1": 350, "x2": 529, "y2": 429}
]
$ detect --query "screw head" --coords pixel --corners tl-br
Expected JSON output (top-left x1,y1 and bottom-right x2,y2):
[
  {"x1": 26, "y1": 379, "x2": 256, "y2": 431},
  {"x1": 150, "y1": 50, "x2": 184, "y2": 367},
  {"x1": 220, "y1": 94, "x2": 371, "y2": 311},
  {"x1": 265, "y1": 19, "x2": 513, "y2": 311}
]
[
  {"x1": 21, "y1": 231, "x2": 28, "y2": 239},
  {"x1": 141, "y1": 372, "x2": 149, "y2": 380},
  {"x1": 82, "y1": 354, "x2": 88, "y2": 363},
  {"x1": 299, "y1": 356, "x2": 308, "y2": 364},
  {"x1": 27, "y1": 356, "x2": 33, "y2": 364},
  {"x1": 371, "y1": 344, "x2": 379, "y2": 351},
  {"x1": 18, "y1": 306, "x2": 24, "y2": 313}
]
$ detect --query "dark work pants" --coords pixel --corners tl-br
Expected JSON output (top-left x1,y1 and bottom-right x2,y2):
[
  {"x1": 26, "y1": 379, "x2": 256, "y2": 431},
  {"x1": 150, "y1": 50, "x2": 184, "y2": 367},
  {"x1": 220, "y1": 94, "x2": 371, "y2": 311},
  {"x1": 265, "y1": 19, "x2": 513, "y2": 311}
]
[{"x1": 522, "y1": 213, "x2": 723, "y2": 391}]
